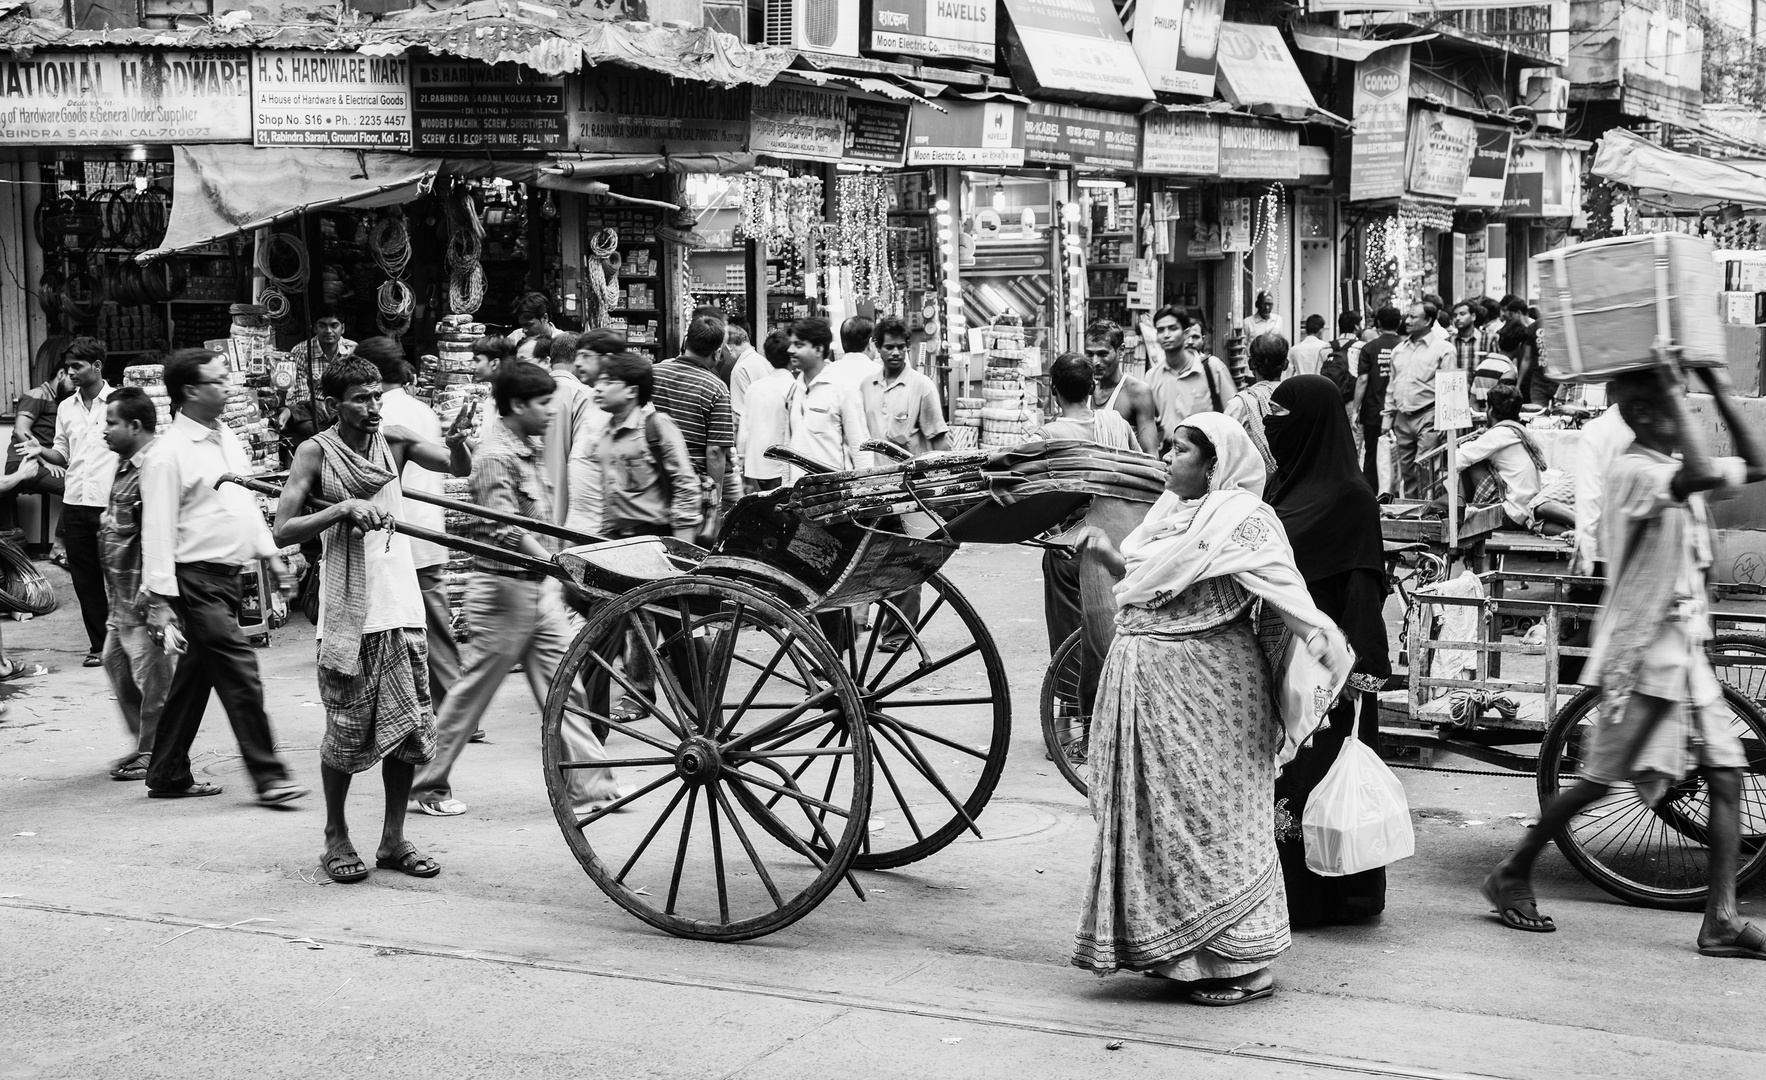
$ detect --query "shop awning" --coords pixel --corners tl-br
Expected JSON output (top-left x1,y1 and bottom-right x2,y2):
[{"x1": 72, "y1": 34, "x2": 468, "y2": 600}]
[
  {"x1": 779, "y1": 70, "x2": 944, "y2": 110},
  {"x1": 141, "y1": 143, "x2": 700, "y2": 260},
  {"x1": 1214, "y1": 23, "x2": 1349, "y2": 127},
  {"x1": 1591, "y1": 128, "x2": 1766, "y2": 211},
  {"x1": 1289, "y1": 28, "x2": 1436, "y2": 62},
  {"x1": 0, "y1": 3, "x2": 792, "y2": 85}
]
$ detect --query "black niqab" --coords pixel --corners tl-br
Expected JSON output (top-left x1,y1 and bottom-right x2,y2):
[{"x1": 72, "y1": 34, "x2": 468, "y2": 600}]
[{"x1": 1265, "y1": 374, "x2": 1386, "y2": 582}]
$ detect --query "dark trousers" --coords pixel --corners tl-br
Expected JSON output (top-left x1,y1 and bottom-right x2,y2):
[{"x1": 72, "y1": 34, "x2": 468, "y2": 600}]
[
  {"x1": 1042, "y1": 547, "x2": 1082, "y2": 655},
  {"x1": 416, "y1": 565, "x2": 459, "y2": 706},
  {"x1": 1361, "y1": 421, "x2": 1383, "y2": 494},
  {"x1": 61, "y1": 504, "x2": 109, "y2": 653},
  {"x1": 146, "y1": 563, "x2": 290, "y2": 794}
]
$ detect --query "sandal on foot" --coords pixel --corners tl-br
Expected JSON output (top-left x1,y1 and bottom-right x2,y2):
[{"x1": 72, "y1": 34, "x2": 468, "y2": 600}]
[
  {"x1": 1698, "y1": 922, "x2": 1766, "y2": 960},
  {"x1": 1188, "y1": 980, "x2": 1274, "y2": 1007},
  {"x1": 110, "y1": 753, "x2": 150, "y2": 781},
  {"x1": 375, "y1": 842, "x2": 441, "y2": 878},
  {"x1": 322, "y1": 846, "x2": 369, "y2": 884},
  {"x1": 1481, "y1": 871, "x2": 1556, "y2": 933},
  {"x1": 257, "y1": 784, "x2": 309, "y2": 806},
  {"x1": 412, "y1": 797, "x2": 467, "y2": 817},
  {"x1": 148, "y1": 782, "x2": 223, "y2": 799}
]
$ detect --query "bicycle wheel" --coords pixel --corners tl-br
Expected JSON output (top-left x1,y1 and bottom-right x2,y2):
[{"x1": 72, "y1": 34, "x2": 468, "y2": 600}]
[
  {"x1": 1039, "y1": 629, "x2": 1090, "y2": 796},
  {"x1": 1709, "y1": 634, "x2": 1766, "y2": 709},
  {"x1": 1538, "y1": 684, "x2": 1766, "y2": 910}
]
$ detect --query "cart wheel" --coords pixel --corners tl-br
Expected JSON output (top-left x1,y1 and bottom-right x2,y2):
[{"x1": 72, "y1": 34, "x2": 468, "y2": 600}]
[
  {"x1": 1709, "y1": 634, "x2": 1766, "y2": 709},
  {"x1": 1040, "y1": 630, "x2": 1090, "y2": 797},
  {"x1": 1538, "y1": 684, "x2": 1766, "y2": 910},
  {"x1": 541, "y1": 576, "x2": 872, "y2": 941},
  {"x1": 786, "y1": 572, "x2": 1010, "y2": 870}
]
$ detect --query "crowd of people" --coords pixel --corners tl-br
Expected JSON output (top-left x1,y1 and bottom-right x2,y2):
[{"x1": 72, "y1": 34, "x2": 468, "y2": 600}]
[{"x1": 5, "y1": 285, "x2": 1764, "y2": 983}]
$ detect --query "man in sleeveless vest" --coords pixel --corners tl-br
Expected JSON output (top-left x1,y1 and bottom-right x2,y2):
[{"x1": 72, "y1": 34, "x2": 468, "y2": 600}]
[{"x1": 274, "y1": 353, "x2": 472, "y2": 884}]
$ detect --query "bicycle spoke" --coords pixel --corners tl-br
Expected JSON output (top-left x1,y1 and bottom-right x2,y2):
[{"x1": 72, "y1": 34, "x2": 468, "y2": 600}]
[{"x1": 664, "y1": 786, "x2": 699, "y2": 916}]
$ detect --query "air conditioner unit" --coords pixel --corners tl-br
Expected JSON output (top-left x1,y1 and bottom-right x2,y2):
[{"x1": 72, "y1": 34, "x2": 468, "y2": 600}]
[
  {"x1": 1519, "y1": 68, "x2": 1569, "y2": 131},
  {"x1": 764, "y1": 0, "x2": 859, "y2": 56}
]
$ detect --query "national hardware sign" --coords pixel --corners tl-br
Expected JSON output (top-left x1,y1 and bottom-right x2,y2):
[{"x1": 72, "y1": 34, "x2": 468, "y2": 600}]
[{"x1": 0, "y1": 52, "x2": 252, "y2": 144}]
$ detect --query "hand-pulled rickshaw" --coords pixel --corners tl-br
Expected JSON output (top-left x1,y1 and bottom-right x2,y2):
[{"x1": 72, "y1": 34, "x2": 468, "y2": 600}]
[{"x1": 228, "y1": 439, "x2": 1132, "y2": 941}]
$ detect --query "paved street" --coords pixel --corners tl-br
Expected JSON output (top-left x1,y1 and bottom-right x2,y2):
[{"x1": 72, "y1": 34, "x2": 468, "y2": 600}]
[{"x1": 2, "y1": 545, "x2": 1762, "y2": 1079}]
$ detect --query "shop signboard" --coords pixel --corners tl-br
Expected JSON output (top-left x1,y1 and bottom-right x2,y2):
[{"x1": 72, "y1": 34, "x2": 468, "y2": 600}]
[
  {"x1": 1218, "y1": 117, "x2": 1298, "y2": 180},
  {"x1": 251, "y1": 51, "x2": 412, "y2": 149},
  {"x1": 1139, "y1": 111, "x2": 1218, "y2": 175},
  {"x1": 0, "y1": 51, "x2": 252, "y2": 144},
  {"x1": 1457, "y1": 123, "x2": 1512, "y2": 207},
  {"x1": 1127, "y1": 0, "x2": 1224, "y2": 99},
  {"x1": 1503, "y1": 145, "x2": 1581, "y2": 217},
  {"x1": 1000, "y1": 0, "x2": 1154, "y2": 102},
  {"x1": 749, "y1": 84, "x2": 911, "y2": 167},
  {"x1": 906, "y1": 99, "x2": 1025, "y2": 166},
  {"x1": 870, "y1": 0, "x2": 996, "y2": 63},
  {"x1": 1348, "y1": 44, "x2": 1409, "y2": 202},
  {"x1": 1221, "y1": 196, "x2": 1252, "y2": 251},
  {"x1": 1406, "y1": 108, "x2": 1477, "y2": 199},
  {"x1": 568, "y1": 70, "x2": 750, "y2": 155},
  {"x1": 1215, "y1": 22, "x2": 1316, "y2": 118},
  {"x1": 410, "y1": 61, "x2": 565, "y2": 152},
  {"x1": 1022, "y1": 102, "x2": 1138, "y2": 169}
]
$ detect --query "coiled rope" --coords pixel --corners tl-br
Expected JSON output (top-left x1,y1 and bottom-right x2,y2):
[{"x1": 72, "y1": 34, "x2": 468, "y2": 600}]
[{"x1": 369, "y1": 211, "x2": 411, "y2": 276}]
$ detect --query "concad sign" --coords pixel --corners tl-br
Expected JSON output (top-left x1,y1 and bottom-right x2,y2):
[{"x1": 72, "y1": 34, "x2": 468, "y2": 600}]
[{"x1": 1359, "y1": 63, "x2": 1403, "y2": 99}]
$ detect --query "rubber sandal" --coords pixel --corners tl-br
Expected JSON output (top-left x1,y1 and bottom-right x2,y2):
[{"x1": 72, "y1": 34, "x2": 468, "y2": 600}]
[
  {"x1": 375, "y1": 842, "x2": 441, "y2": 878},
  {"x1": 1481, "y1": 871, "x2": 1556, "y2": 933},
  {"x1": 0, "y1": 660, "x2": 47, "y2": 682},
  {"x1": 83, "y1": 653, "x2": 103, "y2": 668},
  {"x1": 257, "y1": 784, "x2": 309, "y2": 806},
  {"x1": 322, "y1": 846, "x2": 370, "y2": 884},
  {"x1": 1187, "y1": 982, "x2": 1274, "y2": 1007},
  {"x1": 109, "y1": 754, "x2": 150, "y2": 781},
  {"x1": 413, "y1": 797, "x2": 467, "y2": 817},
  {"x1": 148, "y1": 782, "x2": 223, "y2": 799},
  {"x1": 1698, "y1": 921, "x2": 1766, "y2": 960}
]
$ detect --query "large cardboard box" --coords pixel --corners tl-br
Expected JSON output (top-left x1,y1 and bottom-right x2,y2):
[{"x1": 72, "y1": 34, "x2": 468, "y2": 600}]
[
  {"x1": 1534, "y1": 233, "x2": 1726, "y2": 382},
  {"x1": 1726, "y1": 323, "x2": 1765, "y2": 397}
]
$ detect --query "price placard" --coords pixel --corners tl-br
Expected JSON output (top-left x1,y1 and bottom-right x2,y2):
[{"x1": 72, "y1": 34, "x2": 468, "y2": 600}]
[{"x1": 1435, "y1": 369, "x2": 1472, "y2": 431}]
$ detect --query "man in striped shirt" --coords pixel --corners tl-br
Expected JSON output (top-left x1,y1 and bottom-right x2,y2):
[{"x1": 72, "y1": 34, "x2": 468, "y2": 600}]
[{"x1": 651, "y1": 314, "x2": 734, "y2": 542}]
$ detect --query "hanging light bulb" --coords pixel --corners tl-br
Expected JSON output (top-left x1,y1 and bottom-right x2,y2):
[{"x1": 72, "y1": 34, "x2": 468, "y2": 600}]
[
  {"x1": 991, "y1": 179, "x2": 1006, "y2": 214},
  {"x1": 936, "y1": 212, "x2": 952, "y2": 226},
  {"x1": 934, "y1": 198, "x2": 950, "y2": 213}
]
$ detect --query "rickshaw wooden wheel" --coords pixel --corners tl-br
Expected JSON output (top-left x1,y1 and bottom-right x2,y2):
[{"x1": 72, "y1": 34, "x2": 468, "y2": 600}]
[
  {"x1": 1538, "y1": 684, "x2": 1766, "y2": 911},
  {"x1": 755, "y1": 572, "x2": 1011, "y2": 870},
  {"x1": 541, "y1": 576, "x2": 872, "y2": 941},
  {"x1": 1040, "y1": 629, "x2": 1090, "y2": 797}
]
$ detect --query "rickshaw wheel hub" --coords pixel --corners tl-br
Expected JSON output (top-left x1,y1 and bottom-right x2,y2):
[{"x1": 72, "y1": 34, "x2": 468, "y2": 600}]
[{"x1": 675, "y1": 736, "x2": 722, "y2": 786}]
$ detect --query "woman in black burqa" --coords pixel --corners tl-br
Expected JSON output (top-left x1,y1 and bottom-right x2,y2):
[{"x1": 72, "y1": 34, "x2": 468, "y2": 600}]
[{"x1": 1264, "y1": 374, "x2": 1393, "y2": 925}]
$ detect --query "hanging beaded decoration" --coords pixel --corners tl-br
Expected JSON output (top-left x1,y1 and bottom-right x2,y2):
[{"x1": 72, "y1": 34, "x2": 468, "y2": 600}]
[
  {"x1": 831, "y1": 175, "x2": 899, "y2": 312},
  {"x1": 1250, "y1": 182, "x2": 1287, "y2": 302}
]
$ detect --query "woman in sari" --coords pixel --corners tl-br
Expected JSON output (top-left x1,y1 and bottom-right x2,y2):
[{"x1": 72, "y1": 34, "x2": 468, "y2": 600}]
[
  {"x1": 1071, "y1": 412, "x2": 1352, "y2": 1005},
  {"x1": 1264, "y1": 374, "x2": 1394, "y2": 926}
]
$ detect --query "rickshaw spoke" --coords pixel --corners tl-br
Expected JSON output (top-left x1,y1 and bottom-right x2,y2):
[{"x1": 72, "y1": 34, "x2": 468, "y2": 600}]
[
  {"x1": 871, "y1": 710, "x2": 991, "y2": 759},
  {"x1": 719, "y1": 632, "x2": 806, "y2": 740},
  {"x1": 727, "y1": 746, "x2": 869, "y2": 901},
  {"x1": 558, "y1": 755, "x2": 677, "y2": 770},
  {"x1": 579, "y1": 651, "x2": 686, "y2": 743},
  {"x1": 725, "y1": 688, "x2": 840, "y2": 751},
  {"x1": 879, "y1": 694, "x2": 997, "y2": 708},
  {"x1": 577, "y1": 771, "x2": 677, "y2": 829},
  {"x1": 864, "y1": 592, "x2": 948, "y2": 689},
  {"x1": 871, "y1": 715, "x2": 980, "y2": 837},
  {"x1": 674, "y1": 598, "x2": 708, "y2": 703},
  {"x1": 698, "y1": 603, "x2": 744, "y2": 732},
  {"x1": 721, "y1": 765, "x2": 852, "y2": 817},
  {"x1": 562, "y1": 701, "x2": 677, "y2": 754},
  {"x1": 730, "y1": 645, "x2": 811, "y2": 692},
  {"x1": 615, "y1": 784, "x2": 691, "y2": 884},
  {"x1": 747, "y1": 710, "x2": 847, "y2": 755},
  {"x1": 727, "y1": 746, "x2": 857, "y2": 761},
  {"x1": 632, "y1": 609, "x2": 699, "y2": 733},
  {"x1": 711, "y1": 782, "x2": 785, "y2": 909},
  {"x1": 868, "y1": 738, "x2": 927, "y2": 842},
  {"x1": 707, "y1": 788, "x2": 730, "y2": 924},
  {"x1": 757, "y1": 725, "x2": 842, "y2": 804},
  {"x1": 664, "y1": 786, "x2": 700, "y2": 915},
  {"x1": 870, "y1": 641, "x2": 982, "y2": 700}
]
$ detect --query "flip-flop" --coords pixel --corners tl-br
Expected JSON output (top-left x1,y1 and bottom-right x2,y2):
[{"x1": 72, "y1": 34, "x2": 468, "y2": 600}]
[
  {"x1": 0, "y1": 661, "x2": 47, "y2": 682},
  {"x1": 375, "y1": 842, "x2": 441, "y2": 878},
  {"x1": 1481, "y1": 871, "x2": 1557, "y2": 933},
  {"x1": 322, "y1": 846, "x2": 370, "y2": 884},
  {"x1": 1187, "y1": 982, "x2": 1274, "y2": 1007},
  {"x1": 412, "y1": 797, "x2": 467, "y2": 817},
  {"x1": 109, "y1": 754, "x2": 150, "y2": 781},
  {"x1": 1698, "y1": 921, "x2": 1766, "y2": 960},
  {"x1": 257, "y1": 784, "x2": 309, "y2": 806},
  {"x1": 148, "y1": 782, "x2": 223, "y2": 799}
]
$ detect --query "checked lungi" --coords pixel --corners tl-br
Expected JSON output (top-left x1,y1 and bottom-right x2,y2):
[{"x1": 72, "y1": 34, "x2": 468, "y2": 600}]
[{"x1": 318, "y1": 627, "x2": 437, "y2": 774}]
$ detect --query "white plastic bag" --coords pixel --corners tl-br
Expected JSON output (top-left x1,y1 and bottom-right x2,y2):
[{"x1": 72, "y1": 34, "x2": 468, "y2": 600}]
[{"x1": 1301, "y1": 714, "x2": 1415, "y2": 877}]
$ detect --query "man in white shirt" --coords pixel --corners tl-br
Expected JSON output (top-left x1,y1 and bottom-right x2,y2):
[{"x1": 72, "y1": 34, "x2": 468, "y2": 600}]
[
  {"x1": 142, "y1": 349, "x2": 306, "y2": 805},
  {"x1": 1452, "y1": 386, "x2": 1545, "y2": 528},
  {"x1": 740, "y1": 330, "x2": 798, "y2": 493},
  {"x1": 1286, "y1": 314, "x2": 1331, "y2": 379},
  {"x1": 1242, "y1": 290, "x2": 1284, "y2": 345},
  {"x1": 359, "y1": 338, "x2": 466, "y2": 715},
  {"x1": 1572, "y1": 403, "x2": 1635, "y2": 577},
  {"x1": 30, "y1": 337, "x2": 115, "y2": 664},
  {"x1": 564, "y1": 330, "x2": 621, "y2": 535},
  {"x1": 1421, "y1": 293, "x2": 1452, "y2": 346},
  {"x1": 536, "y1": 332, "x2": 604, "y2": 530},
  {"x1": 727, "y1": 324, "x2": 771, "y2": 419},
  {"x1": 828, "y1": 316, "x2": 882, "y2": 391},
  {"x1": 788, "y1": 317, "x2": 869, "y2": 475},
  {"x1": 1382, "y1": 302, "x2": 1458, "y2": 499}
]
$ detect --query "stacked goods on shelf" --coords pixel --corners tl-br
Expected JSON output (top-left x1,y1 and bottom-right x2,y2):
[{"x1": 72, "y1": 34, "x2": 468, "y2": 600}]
[
  {"x1": 949, "y1": 396, "x2": 984, "y2": 450},
  {"x1": 435, "y1": 316, "x2": 483, "y2": 391},
  {"x1": 98, "y1": 302, "x2": 167, "y2": 353},
  {"x1": 978, "y1": 328, "x2": 1041, "y2": 451},
  {"x1": 122, "y1": 364, "x2": 172, "y2": 430},
  {"x1": 221, "y1": 308, "x2": 277, "y2": 471},
  {"x1": 439, "y1": 476, "x2": 477, "y2": 643}
]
